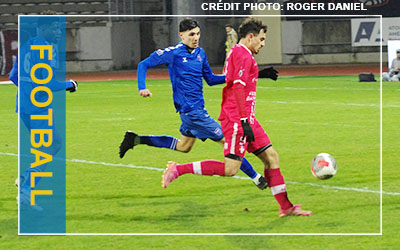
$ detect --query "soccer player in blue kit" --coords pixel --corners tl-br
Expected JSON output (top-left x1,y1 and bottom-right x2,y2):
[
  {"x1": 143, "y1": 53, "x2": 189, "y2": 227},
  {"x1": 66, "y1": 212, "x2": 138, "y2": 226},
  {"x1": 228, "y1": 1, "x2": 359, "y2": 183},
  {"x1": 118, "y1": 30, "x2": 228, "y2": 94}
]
[
  {"x1": 10, "y1": 16, "x2": 78, "y2": 209},
  {"x1": 119, "y1": 18, "x2": 268, "y2": 190}
]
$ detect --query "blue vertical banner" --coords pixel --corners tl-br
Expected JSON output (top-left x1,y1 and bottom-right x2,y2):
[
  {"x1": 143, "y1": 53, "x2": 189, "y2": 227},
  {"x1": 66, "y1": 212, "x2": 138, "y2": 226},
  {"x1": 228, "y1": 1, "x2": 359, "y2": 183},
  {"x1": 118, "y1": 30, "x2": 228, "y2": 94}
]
[{"x1": 19, "y1": 16, "x2": 66, "y2": 234}]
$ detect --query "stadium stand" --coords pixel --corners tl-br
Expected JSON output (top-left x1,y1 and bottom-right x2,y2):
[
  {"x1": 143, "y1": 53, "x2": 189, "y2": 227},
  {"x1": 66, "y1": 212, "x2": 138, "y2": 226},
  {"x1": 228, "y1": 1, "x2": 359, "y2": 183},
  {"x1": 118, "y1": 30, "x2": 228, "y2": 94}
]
[{"x1": 0, "y1": 0, "x2": 109, "y2": 28}]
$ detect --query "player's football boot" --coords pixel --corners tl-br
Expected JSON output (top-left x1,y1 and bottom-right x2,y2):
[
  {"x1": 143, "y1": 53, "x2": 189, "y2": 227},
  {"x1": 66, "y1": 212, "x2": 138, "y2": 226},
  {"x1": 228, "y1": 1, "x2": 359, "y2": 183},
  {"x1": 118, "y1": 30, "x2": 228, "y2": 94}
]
[
  {"x1": 279, "y1": 205, "x2": 312, "y2": 217},
  {"x1": 119, "y1": 131, "x2": 140, "y2": 158},
  {"x1": 162, "y1": 161, "x2": 180, "y2": 188},
  {"x1": 15, "y1": 174, "x2": 29, "y2": 188},
  {"x1": 15, "y1": 177, "x2": 22, "y2": 188},
  {"x1": 255, "y1": 175, "x2": 268, "y2": 190}
]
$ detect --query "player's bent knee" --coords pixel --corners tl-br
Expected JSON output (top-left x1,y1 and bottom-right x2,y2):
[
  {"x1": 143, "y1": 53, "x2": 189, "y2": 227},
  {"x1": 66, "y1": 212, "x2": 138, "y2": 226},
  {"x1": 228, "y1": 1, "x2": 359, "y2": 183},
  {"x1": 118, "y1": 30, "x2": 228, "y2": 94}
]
[
  {"x1": 266, "y1": 147, "x2": 278, "y2": 159},
  {"x1": 225, "y1": 167, "x2": 238, "y2": 176},
  {"x1": 181, "y1": 148, "x2": 191, "y2": 153},
  {"x1": 178, "y1": 144, "x2": 192, "y2": 153},
  {"x1": 224, "y1": 156, "x2": 242, "y2": 176},
  {"x1": 176, "y1": 136, "x2": 196, "y2": 153},
  {"x1": 177, "y1": 148, "x2": 190, "y2": 153},
  {"x1": 176, "y1": 142, "x2": 193, "y2": 153}
]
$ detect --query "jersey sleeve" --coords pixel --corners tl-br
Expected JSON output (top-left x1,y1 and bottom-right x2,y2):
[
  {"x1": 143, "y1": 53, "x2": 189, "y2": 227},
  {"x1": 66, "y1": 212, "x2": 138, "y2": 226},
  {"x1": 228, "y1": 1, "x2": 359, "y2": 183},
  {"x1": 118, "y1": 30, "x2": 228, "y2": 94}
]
[
  {"x1": 9, "y1": 57, "x2": 18, "y2": 86},
  {"x1": 31, "y1": 48, "x2": 67, "y2": 92},
  {"x1": 230, "y1": 52, "x2": 253, "y2": 87},
  {"x1": 202, "y1": 51, "x2": 225, "y2": 86},
  {"x1": 137, "y1": 47, "x2": 175, "y2": 91}
]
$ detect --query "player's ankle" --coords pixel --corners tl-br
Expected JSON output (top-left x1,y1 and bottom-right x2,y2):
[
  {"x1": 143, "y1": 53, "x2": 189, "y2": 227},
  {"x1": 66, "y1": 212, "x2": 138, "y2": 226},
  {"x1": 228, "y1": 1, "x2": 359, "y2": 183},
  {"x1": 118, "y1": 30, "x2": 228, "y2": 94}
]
[
  {"x1": 135, "y1": 135, "x2": 141, "y2": 145},
  {"x1": 252, "y1": 173, "x2": 262, "y2": 184}
]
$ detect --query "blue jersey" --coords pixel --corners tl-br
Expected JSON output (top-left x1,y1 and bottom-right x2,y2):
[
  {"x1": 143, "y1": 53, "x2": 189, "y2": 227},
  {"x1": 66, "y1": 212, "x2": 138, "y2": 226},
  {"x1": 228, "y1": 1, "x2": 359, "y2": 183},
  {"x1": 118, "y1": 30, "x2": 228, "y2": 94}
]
[
  {"x1": 137, "y1": 42, "x2": 225, "y2": 113},
  {"x1": 9, "y1": 37, "x2": 73, "y2": 113}
]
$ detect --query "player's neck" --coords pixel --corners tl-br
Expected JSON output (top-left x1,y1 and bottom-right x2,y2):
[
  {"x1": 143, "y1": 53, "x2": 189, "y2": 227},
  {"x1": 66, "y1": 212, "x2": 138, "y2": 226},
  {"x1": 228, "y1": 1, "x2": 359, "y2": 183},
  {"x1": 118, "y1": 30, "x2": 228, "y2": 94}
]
[
  {"x1": 239, "y1": 40, "x2": 253, "y2": 55},
  {"x1": 37, "y1": 32, "x2": 51, "y2": 43},
  {"x1": 186, "y1": 47, "x2": 195, "y2": 53},
  {"x1": 182, "y1": 42, "x2": 196, "y2": 54}
]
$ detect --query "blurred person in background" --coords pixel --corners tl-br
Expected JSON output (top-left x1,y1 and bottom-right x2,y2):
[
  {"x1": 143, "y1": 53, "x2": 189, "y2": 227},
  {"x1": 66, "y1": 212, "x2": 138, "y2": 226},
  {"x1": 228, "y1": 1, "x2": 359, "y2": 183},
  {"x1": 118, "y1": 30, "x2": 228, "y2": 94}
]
[
  {"x1": 383, "y1": 49, "x2": 400, "y2": 81},
  {"x1": 225, "y1": 24, "x2": 238, "y2": 57}
]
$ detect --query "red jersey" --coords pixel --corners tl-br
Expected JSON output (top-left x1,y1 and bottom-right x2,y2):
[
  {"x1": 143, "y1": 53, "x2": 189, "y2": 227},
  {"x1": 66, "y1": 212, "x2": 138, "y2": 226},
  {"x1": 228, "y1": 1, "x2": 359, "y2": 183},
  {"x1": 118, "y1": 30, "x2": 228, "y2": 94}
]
[{"x1": 219, "y1": 43, "x2": 258, "y2": 124}]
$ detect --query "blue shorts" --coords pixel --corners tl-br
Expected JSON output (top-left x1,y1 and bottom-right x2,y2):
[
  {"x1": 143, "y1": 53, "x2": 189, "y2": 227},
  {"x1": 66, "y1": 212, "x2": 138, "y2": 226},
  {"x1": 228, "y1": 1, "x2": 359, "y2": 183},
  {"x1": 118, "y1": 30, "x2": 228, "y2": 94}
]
[
  {"x1": 20, "y1": 112, "x2": 62, "y2": 155},
  {"x1": 179, "y1": 108, "x2": 224, "y2": 142},
  {"x1": 21, "y1": 112, "x2": 52, "y2": 130}
]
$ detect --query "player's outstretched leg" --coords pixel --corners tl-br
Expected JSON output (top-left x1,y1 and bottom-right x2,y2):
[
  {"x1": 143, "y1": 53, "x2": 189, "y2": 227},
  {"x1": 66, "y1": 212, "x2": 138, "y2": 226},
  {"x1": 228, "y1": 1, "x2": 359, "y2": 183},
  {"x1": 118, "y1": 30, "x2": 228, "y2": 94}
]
[
  {"x1": 162, "y1": 160, "x2": 225, "y2": 188},
  {"x1": 120, "y1": 131, "x2": 180, "y2": 158},
  {"x1": 119, "y1": 131, "x2": 140, "y2": 158}
]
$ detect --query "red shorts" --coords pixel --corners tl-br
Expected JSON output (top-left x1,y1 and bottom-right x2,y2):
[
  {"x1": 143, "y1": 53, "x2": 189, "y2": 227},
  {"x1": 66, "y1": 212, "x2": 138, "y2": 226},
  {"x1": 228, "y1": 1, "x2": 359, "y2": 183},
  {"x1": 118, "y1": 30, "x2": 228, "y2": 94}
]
[{"x1": 221, "y1": 118, "x2": 271, "y2": 158}]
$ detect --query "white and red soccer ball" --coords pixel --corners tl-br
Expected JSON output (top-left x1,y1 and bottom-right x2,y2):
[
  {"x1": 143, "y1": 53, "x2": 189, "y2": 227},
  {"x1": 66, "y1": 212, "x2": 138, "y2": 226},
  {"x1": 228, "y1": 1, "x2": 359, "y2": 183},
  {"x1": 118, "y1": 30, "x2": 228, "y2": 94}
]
[{"x1": 311, "y1": 153, "x2": 337, "y2": 180}]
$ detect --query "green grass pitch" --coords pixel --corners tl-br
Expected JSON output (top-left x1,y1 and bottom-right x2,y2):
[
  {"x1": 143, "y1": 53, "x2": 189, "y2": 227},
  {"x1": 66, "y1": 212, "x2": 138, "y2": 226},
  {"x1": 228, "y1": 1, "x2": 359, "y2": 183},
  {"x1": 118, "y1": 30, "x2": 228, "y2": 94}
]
[{"x1": 0, "y1": 75, "x2": 399, "y2": 249}]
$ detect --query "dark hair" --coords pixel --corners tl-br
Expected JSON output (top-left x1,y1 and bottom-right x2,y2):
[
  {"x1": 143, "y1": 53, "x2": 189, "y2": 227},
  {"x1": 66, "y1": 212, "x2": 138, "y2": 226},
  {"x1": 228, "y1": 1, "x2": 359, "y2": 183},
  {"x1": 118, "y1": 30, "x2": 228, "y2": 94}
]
[
  {"x1": 238, "y1": 18, "x2": 267, "y2": 39},
  {"x1": 397, "y1": 49, "x2": 400, "y2": 53},
  {"x1": 40, "y1": 10, "x2": 58, "y2": 15},
  {"x1": 179, "y1": 18, "x2": 200, "y2": 32},
  {"x1": 37, "y1": 10, "x2": 59, "y2": 27},
  {"x1": 225, "y1": 24, "x2": 233, "y2": 28},
  {"x1": 37, "y1": 17, "x2": 60, "y2": 27}
]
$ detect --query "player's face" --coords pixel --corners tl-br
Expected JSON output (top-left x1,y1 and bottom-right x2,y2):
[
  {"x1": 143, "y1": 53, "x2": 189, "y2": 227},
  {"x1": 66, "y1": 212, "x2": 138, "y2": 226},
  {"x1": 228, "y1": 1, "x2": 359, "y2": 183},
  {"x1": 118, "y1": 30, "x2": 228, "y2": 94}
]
[
  {"x1": 249, "y1": 29, "x2": 266, "y2": 54},
  {"x1": 43, "y1": 22, "x2": 62, "y2": 43},
  {"x1": 179, "y1": 27, "x2": 200, "y2": 49},
  {"x1": 249, "y1": 30, "x2": 267, "y2": 54},
  {"x1": 397, "y1": 52, "x2": 400, "y2": 58},
  {"x1": 225, "y1": 27, "x2": 231, "y2": 33}
]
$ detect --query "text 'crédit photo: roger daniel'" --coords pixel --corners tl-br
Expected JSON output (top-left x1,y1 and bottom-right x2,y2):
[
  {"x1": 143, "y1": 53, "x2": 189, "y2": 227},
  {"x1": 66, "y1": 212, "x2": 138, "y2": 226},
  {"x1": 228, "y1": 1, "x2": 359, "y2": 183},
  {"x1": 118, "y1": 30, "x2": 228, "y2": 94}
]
[{"x1": 200, "y1": 1, "x2": 367, "y2": 12}]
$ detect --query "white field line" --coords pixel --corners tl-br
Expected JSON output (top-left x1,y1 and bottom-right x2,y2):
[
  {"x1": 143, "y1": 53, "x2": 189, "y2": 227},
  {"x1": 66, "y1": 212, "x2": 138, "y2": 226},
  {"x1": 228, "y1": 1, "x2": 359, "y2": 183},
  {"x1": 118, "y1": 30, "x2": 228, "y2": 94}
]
[
  {"x1": 268, "y1": 100, "x2": 378, "y2": 107},
  {"x1": 257, "y1": 86, "x2": 378, "y2": 91},
  {"x1": 207, "y1": 99, "x2": 399, "y2": 108},
  {"x1": 91, "y1": 117, "x2": 136, "y2": 121},
  {"x1": 267, "y1": 100, "x2": 400, "y2": 108},
  {"x1": 0, "y1": 80, "x2": 13, "y2": 84},
  {"x1": 2, "y1": 152, "x2": 398, "y2": 196},
  {"x1": 263, "y1": 119, "x2": 377, "y2": 129}
]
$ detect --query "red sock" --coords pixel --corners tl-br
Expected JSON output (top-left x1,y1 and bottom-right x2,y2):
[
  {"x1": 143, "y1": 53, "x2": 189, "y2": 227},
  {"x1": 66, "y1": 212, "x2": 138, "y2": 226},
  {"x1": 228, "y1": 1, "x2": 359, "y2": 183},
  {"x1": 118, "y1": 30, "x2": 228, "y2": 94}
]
[
  {"x1": 177, "y1": 160, "x2": 225, "y2": 176},
  {"x1": 265, "y1": 168, "x2": 293, "y2": 210}
]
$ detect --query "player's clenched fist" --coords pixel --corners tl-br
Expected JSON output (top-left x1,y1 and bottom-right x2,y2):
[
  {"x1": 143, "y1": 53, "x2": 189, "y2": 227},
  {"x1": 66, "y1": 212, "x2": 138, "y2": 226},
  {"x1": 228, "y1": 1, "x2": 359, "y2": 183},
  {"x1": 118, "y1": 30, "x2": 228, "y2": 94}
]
[
  {"x1": 139, "y1": 89, "x2": 152, "y2": 97},
  {"x1": 258, "y1": 66, "x2": 278, "y2": 81},
  {"x1": 67, "y1": 79, "x2": 78, "y2": 92},
  {"x1": 240, "y1": 118, "x2": 255, "y2": 143}
]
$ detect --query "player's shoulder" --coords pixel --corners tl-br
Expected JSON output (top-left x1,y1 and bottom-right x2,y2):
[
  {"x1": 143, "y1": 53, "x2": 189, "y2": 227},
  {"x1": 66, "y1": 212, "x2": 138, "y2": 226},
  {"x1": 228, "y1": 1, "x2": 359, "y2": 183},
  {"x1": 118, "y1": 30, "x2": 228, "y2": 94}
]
[
  {"x1": 230, "y1": 44, "x2": 241, "y2": 52},
  {"x1": 29, "y1": 37, "x2": 48, "y2": 45},
  {"x1": 20, "y1": 37, "x2": 47, "y2": 55},
  {"x1": 197, "y1": 46, "x2": 205, "y2": 53},
  {"x1": 197, "y1": 47, "x2": 207, "y2": 57},
  {"x1": 231, "y1": 44, "x2": 252, "y2": 59},
  {"x1": 154, "y1": 43, "x2": 183, "y2": 56}
]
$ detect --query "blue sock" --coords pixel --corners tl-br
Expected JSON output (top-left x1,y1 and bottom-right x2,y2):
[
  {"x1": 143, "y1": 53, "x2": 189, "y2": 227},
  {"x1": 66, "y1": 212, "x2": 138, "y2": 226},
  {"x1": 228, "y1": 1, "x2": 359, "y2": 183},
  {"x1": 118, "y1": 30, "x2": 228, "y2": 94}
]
[
  {"x1": 240, "y1": 157, "x2": 258, "y2": 179},
  {"x1": 21, "y1": 164, "x2": 46, "y2": 189},
  {"x1": 140, "y1": 135, "x2": 178, "y2": 150}
]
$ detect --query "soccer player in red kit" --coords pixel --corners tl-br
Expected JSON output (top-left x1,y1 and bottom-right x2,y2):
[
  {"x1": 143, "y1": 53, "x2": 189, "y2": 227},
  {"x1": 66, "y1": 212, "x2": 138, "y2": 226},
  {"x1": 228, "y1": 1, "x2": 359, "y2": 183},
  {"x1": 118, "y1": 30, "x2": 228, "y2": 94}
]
[{"x1": 162, "y1": 18, "x2": 311, "y2": 217}]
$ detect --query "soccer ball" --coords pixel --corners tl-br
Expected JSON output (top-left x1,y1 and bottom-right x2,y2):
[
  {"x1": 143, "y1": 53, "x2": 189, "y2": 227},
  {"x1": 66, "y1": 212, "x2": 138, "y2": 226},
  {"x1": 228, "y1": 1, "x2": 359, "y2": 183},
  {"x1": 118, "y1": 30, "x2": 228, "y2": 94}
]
[{"x1": 311, "y1": 153, "x2": 337, "y2": 180}]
